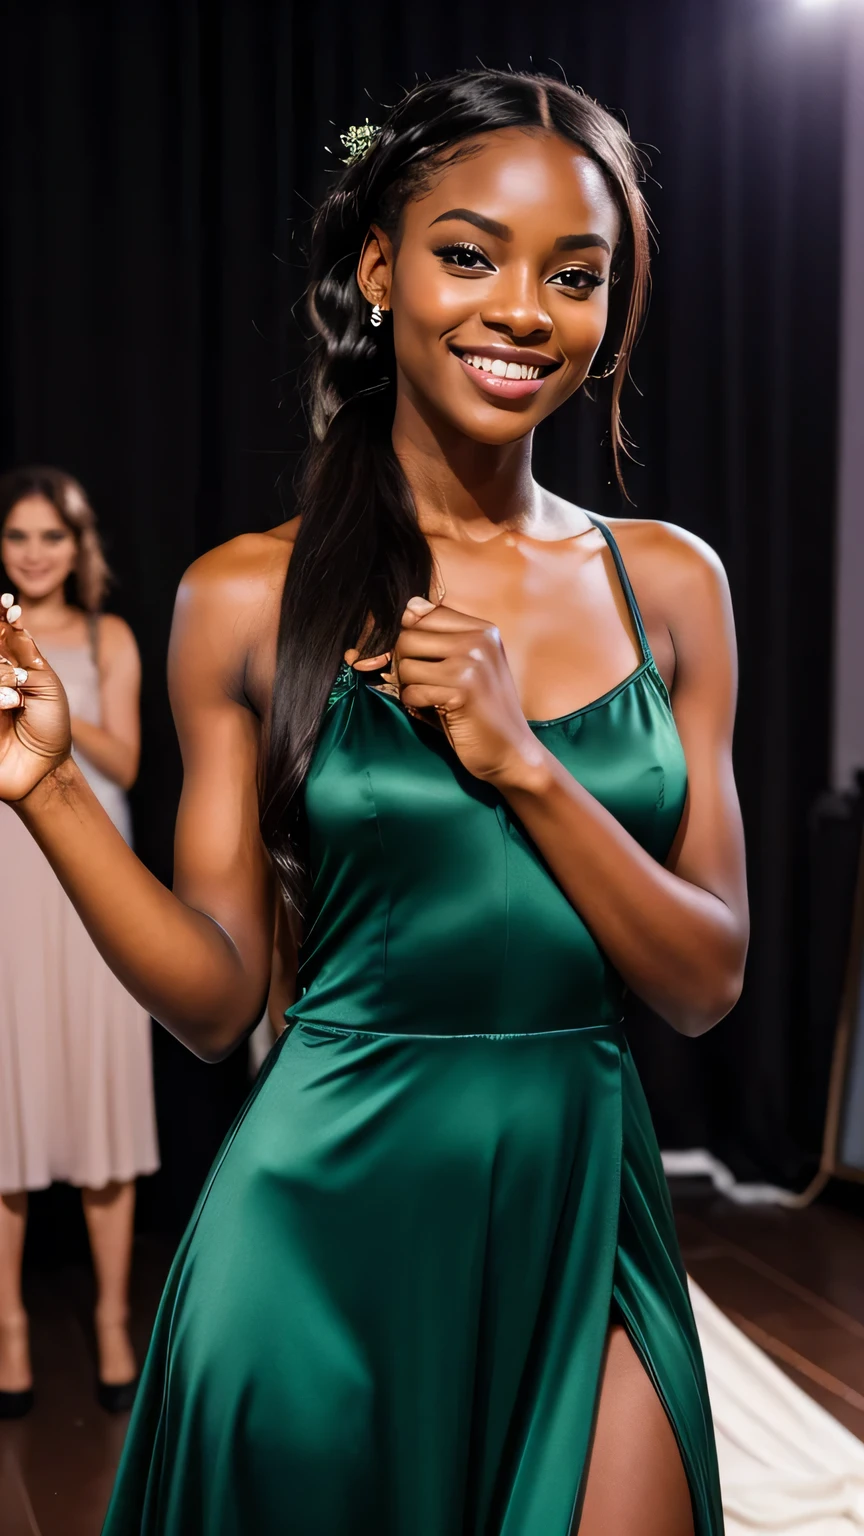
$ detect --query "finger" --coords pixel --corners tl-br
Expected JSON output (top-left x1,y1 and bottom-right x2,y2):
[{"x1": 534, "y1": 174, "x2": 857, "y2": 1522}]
[
  {"x1": 395, "y1": 656, "x2": 465, "y2": 690},
  {"x1": 0, "y1": 623, "x2": 46, "y2": 670},
  {"x1": 395, "y1": 626, "x2": 477, "y2": 663},
  {"x1": 0, "y1": 653, "x2": 28, "y2": 684},
  {"x1": 351, "y1": 651, "x2": 392, "y2": 673},
  {"x1": 0, "y1": 680, "x2": 22, "y2": 709},
  {"x1": 0, "y1": 662, "x2": 29, "y2": 684},
  {"x1": 400, "y1": 681, "x2": 465, "y2": 714},
  {"x1": 401, "y1": 599, "x2": 489, "y2": 633},
  {"x1": 403, "y1": 596, "x2": 437, "y2": 622}
]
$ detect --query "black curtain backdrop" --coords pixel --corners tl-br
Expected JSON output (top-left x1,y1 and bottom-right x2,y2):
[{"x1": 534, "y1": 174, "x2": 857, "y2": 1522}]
[{"x1": 0, "y1": 0, "x2": 849, "y2": 1227}]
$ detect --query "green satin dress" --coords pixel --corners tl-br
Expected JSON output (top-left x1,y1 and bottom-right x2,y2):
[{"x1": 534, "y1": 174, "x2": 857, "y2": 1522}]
[{"x1": 103, "y1": 518, "x2": 723, "y2": 1536}]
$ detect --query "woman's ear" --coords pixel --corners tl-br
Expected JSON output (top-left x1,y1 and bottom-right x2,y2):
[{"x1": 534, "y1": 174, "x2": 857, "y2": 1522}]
[{"x1": 357, "y1": 225, "x2": 393, "y2": 311}]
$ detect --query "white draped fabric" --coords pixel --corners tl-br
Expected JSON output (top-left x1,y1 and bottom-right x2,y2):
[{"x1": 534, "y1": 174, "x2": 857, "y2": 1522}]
[{"x1": 691, "y1": 1280, "x2": 864, "y2": 1534}]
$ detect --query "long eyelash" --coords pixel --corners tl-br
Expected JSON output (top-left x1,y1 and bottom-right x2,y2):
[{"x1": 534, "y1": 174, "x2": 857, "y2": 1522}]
[
  {"x1": 552, "y1": 269, "x2": 605, "y2": 290},
  {"x1": 432, "y1": 241, "x2": 491, "y2": 262}
]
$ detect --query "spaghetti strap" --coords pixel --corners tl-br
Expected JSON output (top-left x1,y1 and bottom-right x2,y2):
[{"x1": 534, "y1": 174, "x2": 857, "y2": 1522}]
[{"x1": 585, "y1": 514, "x2": 651, "y2": 664}]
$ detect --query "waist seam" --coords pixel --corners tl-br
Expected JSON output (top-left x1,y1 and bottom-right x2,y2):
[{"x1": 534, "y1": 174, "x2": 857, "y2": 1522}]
[{"x1": 287, "y1": 1019, "x2": 624, "y2": 1043}]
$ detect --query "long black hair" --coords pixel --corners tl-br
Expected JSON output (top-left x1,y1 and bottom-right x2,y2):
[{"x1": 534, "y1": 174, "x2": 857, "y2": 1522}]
[{"x1": 261, "y1": 69, "x2": 650, "y2": 909}]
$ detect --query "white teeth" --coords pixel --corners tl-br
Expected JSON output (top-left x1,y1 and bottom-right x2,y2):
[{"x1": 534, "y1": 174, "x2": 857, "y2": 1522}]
[{"x1": 463, "y1": 354, "x2": 543, "y2": 381}]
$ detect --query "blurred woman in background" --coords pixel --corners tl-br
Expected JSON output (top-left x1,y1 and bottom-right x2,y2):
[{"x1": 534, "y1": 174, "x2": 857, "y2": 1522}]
[{"x1": 0, "y1": 466, "x2": 158, "y2": 1418}]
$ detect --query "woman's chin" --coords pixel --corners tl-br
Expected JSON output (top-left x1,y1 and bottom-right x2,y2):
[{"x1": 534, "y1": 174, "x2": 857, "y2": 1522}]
[
  {"x1": 433, "y1": 397, "x2": 547, "y2": 447},
  {"x1": 6, "y1": 580, "x2": 60, "y2": 602}
]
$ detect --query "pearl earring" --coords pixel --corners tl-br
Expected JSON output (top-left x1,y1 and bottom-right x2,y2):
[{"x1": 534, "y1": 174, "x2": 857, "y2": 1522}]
[{"x1": 370, "y1": 303, "x2": 383, "y2": 329}]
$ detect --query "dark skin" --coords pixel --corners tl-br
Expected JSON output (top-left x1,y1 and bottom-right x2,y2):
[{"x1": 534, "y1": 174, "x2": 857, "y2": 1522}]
[{"x1": 0, "y1": 129, "x2": 745, "y2": 1532}]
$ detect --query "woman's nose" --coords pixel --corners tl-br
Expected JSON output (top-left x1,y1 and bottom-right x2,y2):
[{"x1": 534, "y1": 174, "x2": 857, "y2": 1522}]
[{"x1": 481, "y1": 269, "x2": 552, "y2": 341}]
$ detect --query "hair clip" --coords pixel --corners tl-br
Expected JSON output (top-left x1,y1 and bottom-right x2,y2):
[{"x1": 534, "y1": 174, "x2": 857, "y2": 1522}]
[{"x1": 340, "y1": 119, "x2": 380, "y2": 165}]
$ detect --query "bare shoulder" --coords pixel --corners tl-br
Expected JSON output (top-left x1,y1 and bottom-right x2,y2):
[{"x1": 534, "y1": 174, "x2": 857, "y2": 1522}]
[
  {"x1": 97, "y1": 612, "x2": 139, "y2": 659},
  {"x1": 177, "y1": 519, "x2": 299, "y2": 623},
  {"x1": 174, "y1": 520, "x2": 298, "y2": 648},
  {"x1": 169, "y1": 520, "x2": 299, "y2": 708},
  {"x1": 597, "y1": 515, "x2": 733, "y2": 639}
]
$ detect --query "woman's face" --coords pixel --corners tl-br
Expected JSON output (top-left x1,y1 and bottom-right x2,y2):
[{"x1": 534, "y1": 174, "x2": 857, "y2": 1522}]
[
  {"x1": 364, "y1": 129, "x2": 622, "y2": 445},
  {"x1": 1, "y1": 495, "x2": 77, "y2": 601}
]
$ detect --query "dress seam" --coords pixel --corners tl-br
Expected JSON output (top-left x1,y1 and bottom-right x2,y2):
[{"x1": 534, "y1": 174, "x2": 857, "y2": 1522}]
[{"x1": 294, "y1": 1021, "x2": 624, "y2": 1042}]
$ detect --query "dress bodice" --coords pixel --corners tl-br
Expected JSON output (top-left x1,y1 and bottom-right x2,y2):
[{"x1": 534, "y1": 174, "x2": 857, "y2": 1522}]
[{"x1": 287, "y1": 519, "x2": 687, "y2": 1036}]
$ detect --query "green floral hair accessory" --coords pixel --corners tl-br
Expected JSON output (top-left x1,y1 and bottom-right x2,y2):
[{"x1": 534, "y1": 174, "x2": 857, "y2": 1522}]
[{"x1": 340, "y1": 119, "x2": 380, "y2": 165}]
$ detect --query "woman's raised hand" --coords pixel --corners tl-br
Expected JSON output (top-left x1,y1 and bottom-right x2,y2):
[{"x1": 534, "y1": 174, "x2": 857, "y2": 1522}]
[
  {"x1": 362, "y1": 596, "x2": 545, "y2": 787},
  {"x1": 0, "y1": 595, "x2": 72, "y2": 801}
]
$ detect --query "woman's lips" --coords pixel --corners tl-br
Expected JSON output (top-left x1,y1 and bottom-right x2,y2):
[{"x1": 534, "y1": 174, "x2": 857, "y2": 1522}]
[{"x1": 453, "y1": 352, "x2": 550, "y2": 400}]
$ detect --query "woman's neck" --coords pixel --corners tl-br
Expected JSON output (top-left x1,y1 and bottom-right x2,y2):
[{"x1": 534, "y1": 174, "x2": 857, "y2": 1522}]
[
  {"x1": 17, "y1": 590, "x2": 80, "y2": 637},
  {"x1": 392, "y1": 397, "x2": 541, "y2": 544}
]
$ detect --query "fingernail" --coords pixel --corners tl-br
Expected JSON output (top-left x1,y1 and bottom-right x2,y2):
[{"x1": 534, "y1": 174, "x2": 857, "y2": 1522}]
[
  {"x1": 406, "y1": 596, "x2": 435, "y2": 615},
  {"x1": 0, "y1": 686, "x2": 21, "y2": 707},
  {"x1": 13, "y1": 668, "x2": 27, "y2": 684},
  {"x1": 6, "y1": 605, "x2": 21, "y2": 623},
  {"x1": 0, "y1": 593, "x2": 13, "y2": 608}
]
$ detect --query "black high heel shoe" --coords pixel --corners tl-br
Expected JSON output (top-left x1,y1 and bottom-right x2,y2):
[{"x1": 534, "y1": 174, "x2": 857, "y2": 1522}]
[
  {"x1": 96, "y1": 1376, "x2": 138, "y2": 1414},
  {"x1": 0, "y1": 1387, "x2": 34, "y2": 1419}
]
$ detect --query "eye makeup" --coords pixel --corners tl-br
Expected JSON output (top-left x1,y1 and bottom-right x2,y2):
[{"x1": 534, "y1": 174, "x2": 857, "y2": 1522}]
[
  {"x1": 432, "y1": 243, "x2": 606, "y2": 298},
  {"x1": 432, "y1": 241, "x2": 497, "y2": 271}
]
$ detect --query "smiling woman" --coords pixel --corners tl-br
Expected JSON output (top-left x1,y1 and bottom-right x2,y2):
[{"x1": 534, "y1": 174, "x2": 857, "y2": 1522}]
[
  {"x1": 0, "y1": 68, "x2": 744, "y2": 1536},
  {"x1": 0, "y1": 466, "x2": 157, "y2": 1423}
]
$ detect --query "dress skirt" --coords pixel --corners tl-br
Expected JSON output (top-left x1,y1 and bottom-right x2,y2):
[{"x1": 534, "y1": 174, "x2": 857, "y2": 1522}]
[
  {"x1": 0, "y1": 801, "x2": 159, "y2": 1194},
  {"x1": 0, "y1": 633, "x2": 158, "y2": 1193},
  {"x1": 102, "y1": 1019, "x2": 722, "y2": 1535}
]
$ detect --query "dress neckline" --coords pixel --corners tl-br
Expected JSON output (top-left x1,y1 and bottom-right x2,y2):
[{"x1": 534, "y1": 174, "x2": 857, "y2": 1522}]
[{"x1": 336, "y1": 515, "x2": 673, "y2": 730}]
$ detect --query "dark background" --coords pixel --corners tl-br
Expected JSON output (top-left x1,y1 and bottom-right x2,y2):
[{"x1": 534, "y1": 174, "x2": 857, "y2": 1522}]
[{"x1": 0, "y1": 0, "x2": 855, "y2": 1232}]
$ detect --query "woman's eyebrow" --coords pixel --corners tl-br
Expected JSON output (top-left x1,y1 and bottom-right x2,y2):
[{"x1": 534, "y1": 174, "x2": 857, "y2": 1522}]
[
  {"x1": 554, "y1": 233, "x2": 611, "y2": 254},
  {"x1": 429, "y1": 208, "x2": 512, "y2": 241},
  {"x1": 428, "y1": 210, "x2": 611, "y2": 257}
]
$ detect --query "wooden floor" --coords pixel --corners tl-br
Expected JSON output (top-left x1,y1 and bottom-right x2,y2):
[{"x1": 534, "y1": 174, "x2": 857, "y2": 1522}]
[
  {"x1": 675, "y1": 1185, "x2": 864, "y2": 1443},
  {"x1": 2, "y1": 1185, "x2": 863, "y2": 1535}
]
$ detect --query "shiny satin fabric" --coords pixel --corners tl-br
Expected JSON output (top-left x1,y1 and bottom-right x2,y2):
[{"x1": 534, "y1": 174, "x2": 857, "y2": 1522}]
[{"x1": 102, "y1": 521, "x2": 723, "y2": 1536}]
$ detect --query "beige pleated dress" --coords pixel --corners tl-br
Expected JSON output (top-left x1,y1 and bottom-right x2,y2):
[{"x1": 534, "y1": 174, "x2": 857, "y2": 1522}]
[{"x1": 0, "y1": 637, "x2": 159, "y2": 1193}]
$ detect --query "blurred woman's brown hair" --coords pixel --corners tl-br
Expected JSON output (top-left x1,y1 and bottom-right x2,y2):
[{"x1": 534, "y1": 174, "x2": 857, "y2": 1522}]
[{"x1": 0, "y1": 464, "x2": 112, "y2": 614}]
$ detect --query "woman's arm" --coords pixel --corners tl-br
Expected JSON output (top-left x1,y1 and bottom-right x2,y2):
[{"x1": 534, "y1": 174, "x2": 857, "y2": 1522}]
[
  {"x1": 393, "y1": 524, "x2": 748, "y2": 1038},
  {"x1": 499, "y1": 534, "x2": 746, "y2": 1037},
  {"x1": 70, "y1": 614, "x2": 141, "y2": 790},
  {"x1": 0, "y1": 536, "x2": 290, "y2": 1061}
]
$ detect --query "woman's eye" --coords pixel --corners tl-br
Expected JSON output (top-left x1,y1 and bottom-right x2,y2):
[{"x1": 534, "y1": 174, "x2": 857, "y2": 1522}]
[
  {"x1": 43, "y1": 531, "x2": 69, "y2": 543},
  {"x1": 433, "y1": 243, "x2": 496, "y2": 273},
  {"x1": 548, "y1": 268, "x2": 605, "y2": 296}
]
